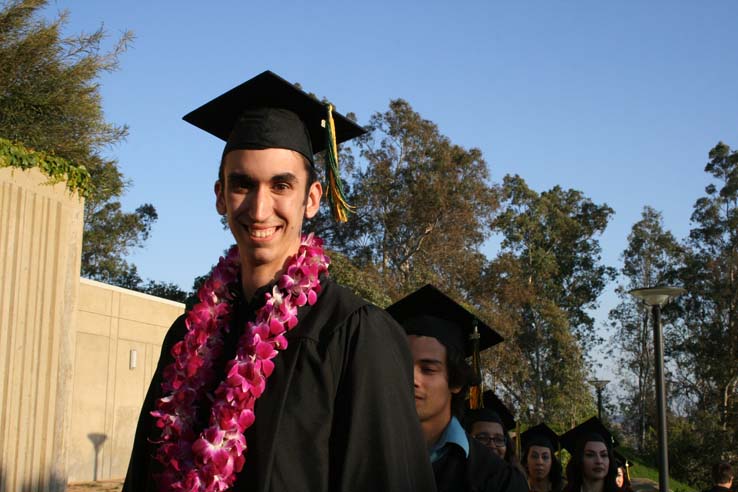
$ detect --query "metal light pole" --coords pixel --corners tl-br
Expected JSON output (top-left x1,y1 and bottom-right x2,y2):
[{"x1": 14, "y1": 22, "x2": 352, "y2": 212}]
[
  {"x1": 724, "y1": 375, "x2": 738, "y2": 430},
  {"x1": 629, "y1": 286, "x2": 685, "y2": 492},
  {"x1": 589, "y1": 379, "x2": 610, "y2": 420}
]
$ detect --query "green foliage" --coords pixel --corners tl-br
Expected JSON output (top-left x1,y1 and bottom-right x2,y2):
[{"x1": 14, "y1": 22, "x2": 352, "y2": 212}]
[
  {"x1": 0, "y1": 0, "x2": 157, "y2": 287},
  {"x1": 491, "y1": 174, "x2": 617, "y2": 347},
  {"x1": 0, "y1": 0, "x2": 130, "y2": 172},
  {"x1": 139, "y1": 280, "x2": 188, "y2": 304},
  {"x1": 0, "y1": 137, "x2": 90, "y2": 196},
  {"x1": 318, "y1": 99, "x2": 498, "y2": 299},
  {"x1": 648, "y1": 140, "x2": 738, "y2": 489},
  {"x1": 611, "y1": 142, "x2": 738, "y2": 490},
  {"x1": 671, "y1": 141, "x2": 738, "y2": 434},
  {"x1": 326, "y1": 249, "x2": 392, "y2": 307},
  {"x1": 81, "y1": 202, "x2": 157, "y2": 286},
  {"x1": 620, "y1": 445, "x2": 696, "y2": 492},
  {"x1": 481, "y1": 174, "x2": 614, "y2": 426},
  {"x1": 664, "y1": 413, "x2": 729, "y2": 491},
  {"x1": 608, "y1": 206, "x2": 682, "y2": 451}
]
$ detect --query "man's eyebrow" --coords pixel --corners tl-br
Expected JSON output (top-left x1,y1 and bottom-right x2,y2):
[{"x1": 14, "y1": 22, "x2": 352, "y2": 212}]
[
  {"x1": 226, "y1": 171, "x2": 299, "y2": 185},
  {"x1": 418, "y1": 358, "x2": 443, "y2": 366},
  {"x1": 227, "y1": 171, "x2": 254, "y2": 182},
  {"x1": 271, "y1": 172, "x2": 298, "y2": 183}
]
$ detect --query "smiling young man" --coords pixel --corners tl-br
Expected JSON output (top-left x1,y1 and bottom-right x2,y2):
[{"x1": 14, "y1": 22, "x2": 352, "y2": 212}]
[
  {"x1": 215, "y1": 146, "x2": 321, "y2": 297},
  {"x1": 387, "y1": 284, "x2": 528, "y2": 492},
  {"x1": 122, "y1": 71, "x2": 436, "y2": 492}
]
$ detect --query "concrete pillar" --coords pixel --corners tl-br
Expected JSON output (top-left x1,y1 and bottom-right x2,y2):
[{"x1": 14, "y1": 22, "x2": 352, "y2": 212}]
[{"x1": 0, "y1": 166, "x2": 84, "y2": 491}]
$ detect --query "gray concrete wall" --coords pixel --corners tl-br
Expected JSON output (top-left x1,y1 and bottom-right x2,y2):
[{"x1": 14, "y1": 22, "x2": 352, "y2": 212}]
[
  {"x1": 0, "y1": 167, "x2": 84, "y2": 492},
  {"x1": 67, "y1": 279, "x2": 184, "y2": 482}
]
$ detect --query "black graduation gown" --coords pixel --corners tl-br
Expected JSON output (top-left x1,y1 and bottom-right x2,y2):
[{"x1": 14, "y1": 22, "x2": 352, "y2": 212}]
[
  {"x1": 432, "y1": 435, "x2": 529, "y2": 492},
  {"x1": 123, "y1": 277, "x2": 437, "y2": 492}
]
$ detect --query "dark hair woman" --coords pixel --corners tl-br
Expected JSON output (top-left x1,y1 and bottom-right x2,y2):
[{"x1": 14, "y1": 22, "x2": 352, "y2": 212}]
[
  {"x1": 520, "y1": 424, "x2": 564, "y2": 492},
  {"x1": 560, "y1": 418, "x2": 618, "y2": 492},
  {"x1": 614, "y1": 452, "x2": 634, "y2": 492}
]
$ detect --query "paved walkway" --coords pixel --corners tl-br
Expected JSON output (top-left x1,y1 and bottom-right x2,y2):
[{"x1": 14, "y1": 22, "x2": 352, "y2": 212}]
[{"x1": 66, "y1": 479, "x2": 123, "y2": 492}]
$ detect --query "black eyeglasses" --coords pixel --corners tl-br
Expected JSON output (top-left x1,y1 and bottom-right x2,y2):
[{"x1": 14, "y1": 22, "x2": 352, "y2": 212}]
[{"x1": 473, "y1": 433, "x2": 506, "y2": 448}]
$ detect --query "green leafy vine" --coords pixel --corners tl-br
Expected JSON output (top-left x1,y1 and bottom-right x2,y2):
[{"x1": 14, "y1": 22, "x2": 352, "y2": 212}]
[{"x1": 0, "y1": 138, "x2": 91, "y2": 197}]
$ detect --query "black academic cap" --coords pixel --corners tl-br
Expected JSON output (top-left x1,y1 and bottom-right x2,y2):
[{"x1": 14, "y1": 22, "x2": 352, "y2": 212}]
[
  {"x1": 465, "y1": 390, "x2": 516, "y2": 431},
  {"x1": 521, "y1": 423, "x2": 560, "y2": 452},
  {"x1": 614, "y1": 451, "x2": 632, "y2": 469},
  {"x1": 559, "y1": 417, "x2": 618, "y2": 454},
  {"x1": 182, "y1": 70, "x2": 366, "y2": 163},
  {"x1": 386, "y1": 284, "x2": 503, "y2": 358}
]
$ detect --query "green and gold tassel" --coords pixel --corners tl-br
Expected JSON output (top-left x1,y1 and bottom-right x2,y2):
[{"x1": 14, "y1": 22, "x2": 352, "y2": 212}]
[
  {"x1": 468, "y1": 320, "x2": 483, "y2": 410},
  {"x1": 324, "y1": 104, "x2": 354, "y2": 222}
]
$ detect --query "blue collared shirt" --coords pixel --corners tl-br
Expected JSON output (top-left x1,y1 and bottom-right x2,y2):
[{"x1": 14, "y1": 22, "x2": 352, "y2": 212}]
[{"x1": 429, "y1": 416, "x2": 470, "y2": 463}]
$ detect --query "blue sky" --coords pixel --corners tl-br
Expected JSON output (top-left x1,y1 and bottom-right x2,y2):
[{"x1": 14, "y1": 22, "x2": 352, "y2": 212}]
[{"x1": 44, "y1": 1, "x2": 738, "y2": 383}]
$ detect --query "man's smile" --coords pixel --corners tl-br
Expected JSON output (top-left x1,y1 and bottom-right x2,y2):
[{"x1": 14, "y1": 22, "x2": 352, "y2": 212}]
[{"x1": 247, "y1": 225, "x2": 281, "y2": 239}]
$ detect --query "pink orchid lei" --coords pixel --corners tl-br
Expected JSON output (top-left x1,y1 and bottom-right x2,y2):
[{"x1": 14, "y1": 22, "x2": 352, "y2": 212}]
[{"x1": 150, "y1": 233, "x2": 329, "y2": 492}]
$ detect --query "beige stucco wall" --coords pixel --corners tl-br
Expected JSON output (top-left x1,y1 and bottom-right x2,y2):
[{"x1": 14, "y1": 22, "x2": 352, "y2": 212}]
[
  {"x1": 67, "y1": 278, "x2": 184, "y2": 482},
  {"x1": 0, "y1": 167, "x2": 84, "y2": 491}
]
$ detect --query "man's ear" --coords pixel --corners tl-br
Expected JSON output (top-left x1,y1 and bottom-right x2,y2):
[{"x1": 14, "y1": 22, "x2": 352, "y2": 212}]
[
  {"x1": 304, "y1": 180, "x2": 323, "y2": 219},
  {"x1": 214, "y1": 180, "x2": 226, "y2": 216},
  {"x1": 450, "y1": 385, "x2": 462, "y2": 395}
]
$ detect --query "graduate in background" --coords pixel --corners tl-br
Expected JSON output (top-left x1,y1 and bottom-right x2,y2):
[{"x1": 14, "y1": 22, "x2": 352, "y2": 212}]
[
  {"x1": 388, "y1": 284, "x2": 528, "y2": 492},
  {"x1": 560, "y1": 418, "x2": 619, "y2": 492},
  {"x1": 705, "y1": 462, "x2": 734, "y2": 492},
  {"x1": 520, "y1": 424, "x2": 564, "y2": 492},
  {"x1": 613, "y1": 451, "x2": 634, "y2": 492},
  {"x1": 465, "y1": 390, "x2": 525, "y2": 475}
]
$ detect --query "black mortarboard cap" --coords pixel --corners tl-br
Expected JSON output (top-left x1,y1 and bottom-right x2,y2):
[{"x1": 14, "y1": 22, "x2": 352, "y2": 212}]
[
  {"x1": 614, "y1": 451, "x2": 632, "y2": 469},
  {"x1": 521, "y1": 423, "x2": 560, "y2": 452},
  {"x1": 559, "y1": 417, "x2": 618, "y2": 454},
  {"x1": 465, "y1": 390, "x2": 516, "y2": 431},
  {"x1": 183, "y1": 70, "x2": 365, "y2": 164},
  {"x1": 386, "y1": 284, "x2": 503, "y2": 358}
]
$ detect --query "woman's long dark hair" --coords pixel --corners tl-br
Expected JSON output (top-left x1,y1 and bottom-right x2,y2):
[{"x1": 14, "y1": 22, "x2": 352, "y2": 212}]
[
  {"x1": 616, "y1": 465, "x2": 634, "y2": 492},
  {"x1": 522, "y1": 443, "x2": 564, "y2": 492},
  {"x1": 562, "y1": 434, "x2": 618, "y2": 492}
]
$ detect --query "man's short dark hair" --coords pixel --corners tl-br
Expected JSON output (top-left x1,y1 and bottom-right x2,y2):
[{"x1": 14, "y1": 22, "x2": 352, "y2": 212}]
[
  {"x1": 445, "y1": 346, "x2": 475, "y2": 417},
  {"x1": 712, "y1": 462, "x2": 733, "y2": 484}
]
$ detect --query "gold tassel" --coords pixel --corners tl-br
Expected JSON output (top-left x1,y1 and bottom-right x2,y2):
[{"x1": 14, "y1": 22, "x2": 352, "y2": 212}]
[
  {"x1": 324, "y1": 104, "x2": 355, "y2": 222},
  {"x1": 468, "y1": 320, "x2": 482, "y2": 409}
]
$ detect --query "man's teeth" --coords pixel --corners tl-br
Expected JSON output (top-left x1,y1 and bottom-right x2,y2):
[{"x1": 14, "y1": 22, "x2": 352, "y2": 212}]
[{"x1": 250, "y1": 227, "x2": 276, "y2": 238}]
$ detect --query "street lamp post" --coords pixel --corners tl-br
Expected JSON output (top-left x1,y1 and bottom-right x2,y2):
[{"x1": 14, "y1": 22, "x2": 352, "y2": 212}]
[
  {"x1": 589, "y1": 379, "x2": 610, "y2": 420},
  {"x1": 629, "y1": 286, "x2": 686, "y2": 492}
]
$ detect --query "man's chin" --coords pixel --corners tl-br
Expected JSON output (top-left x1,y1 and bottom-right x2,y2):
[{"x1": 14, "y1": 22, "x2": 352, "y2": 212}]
[{"x1": 238, "y1": 245, "x2": 298, "y2": 272}]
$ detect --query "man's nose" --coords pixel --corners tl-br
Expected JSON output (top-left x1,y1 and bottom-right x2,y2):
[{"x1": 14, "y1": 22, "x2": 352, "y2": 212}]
[{"x1": 248, "y1": 185, "x2": 272, "y2": 221}]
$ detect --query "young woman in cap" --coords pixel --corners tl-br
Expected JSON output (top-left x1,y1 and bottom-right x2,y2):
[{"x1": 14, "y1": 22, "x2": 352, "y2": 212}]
[
  {"x1": 560, "y1": 418, "x2": 618, "y2": 492},
  {"x1": 614, "y1": 452, "x2": 634, "y2": 492},
  {"x1": 520, "y1": 424, "x2": 564, "y2": 492}
]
